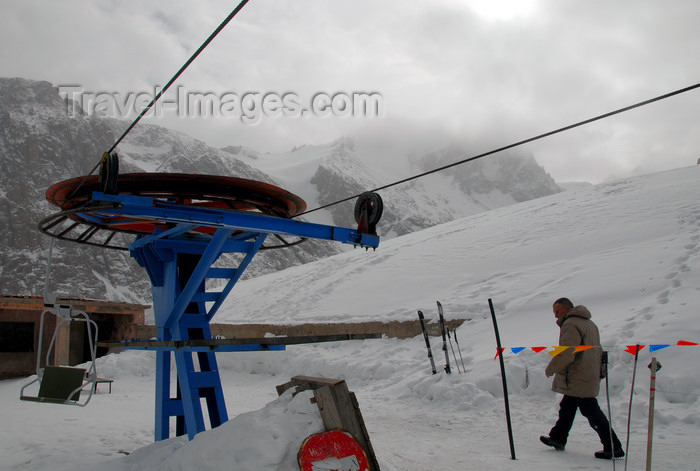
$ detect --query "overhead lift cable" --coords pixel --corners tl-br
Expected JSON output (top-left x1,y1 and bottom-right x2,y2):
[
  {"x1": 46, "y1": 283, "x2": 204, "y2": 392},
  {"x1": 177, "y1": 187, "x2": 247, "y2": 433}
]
[
  {"x1": 72, "y1": 0, "x2": 252, "y2": 197},
  {"x1": 108, "y1": 0, "x2": 251, "y2": 154},
  {"x1": 301, "y1": 81, "x2": 700, "y2": 216}
]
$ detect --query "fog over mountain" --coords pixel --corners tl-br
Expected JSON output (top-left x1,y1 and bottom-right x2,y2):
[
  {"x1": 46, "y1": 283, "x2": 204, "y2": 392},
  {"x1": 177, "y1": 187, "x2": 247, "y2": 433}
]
[{"x1": 0, "y1": 77, "x2": 561, "y2": 303}]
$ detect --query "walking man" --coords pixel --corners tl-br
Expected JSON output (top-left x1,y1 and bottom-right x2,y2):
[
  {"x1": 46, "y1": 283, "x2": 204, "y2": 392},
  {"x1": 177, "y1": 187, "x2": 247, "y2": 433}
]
[{"x1": 539, "y1": 297, "x2": 624, "y2": 459}]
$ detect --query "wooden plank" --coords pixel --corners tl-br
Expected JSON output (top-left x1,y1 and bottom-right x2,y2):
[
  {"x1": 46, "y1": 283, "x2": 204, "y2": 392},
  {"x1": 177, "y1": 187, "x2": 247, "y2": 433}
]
[
  {"x1": 292, "y1": 375, "x2": 345, "y2": 388},
  {"x1": 313, "y1": 386, "x2": 344, "y2": 430},
  {"x1": 327, "y1": 382, "x2": 376, "y2": 469},
  {"x1": 351, "y1": 391, "x2": 381, "y2": 471},
  {"x1": 98, "y1": 333, "x2": 381, "y2": 350},
  {"x1": 275, "y1": 379, "x2": 296, "y2": 396}
]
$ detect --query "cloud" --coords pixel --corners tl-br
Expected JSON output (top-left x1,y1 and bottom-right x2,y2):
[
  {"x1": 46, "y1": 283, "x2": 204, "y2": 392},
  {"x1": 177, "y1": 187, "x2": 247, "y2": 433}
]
[{"x1": 1, "y1": 0, "x2": 699, "y2": 183}]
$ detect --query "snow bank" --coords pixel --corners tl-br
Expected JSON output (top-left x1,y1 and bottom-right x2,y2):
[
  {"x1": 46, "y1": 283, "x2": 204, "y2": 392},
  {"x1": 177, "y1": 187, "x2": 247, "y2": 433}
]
[{"x1": 92, "y1": 390, "x2": 324, "y2": 471}]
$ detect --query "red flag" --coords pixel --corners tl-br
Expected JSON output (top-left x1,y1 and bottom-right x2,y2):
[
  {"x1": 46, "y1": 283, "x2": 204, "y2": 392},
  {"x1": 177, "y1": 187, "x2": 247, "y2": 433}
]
[
  {"x1": 677, "y1": 340, "x2": 698, "y2": 346},
  {"x1": 494, "y1": 347, "x2": 504, "y2": 359},
  {"x1": 625, "y1": 345, "x2": 645, "y2": 355},
  {"x1": 531, "y1": 346, "x2": 547, "y2": 353}
]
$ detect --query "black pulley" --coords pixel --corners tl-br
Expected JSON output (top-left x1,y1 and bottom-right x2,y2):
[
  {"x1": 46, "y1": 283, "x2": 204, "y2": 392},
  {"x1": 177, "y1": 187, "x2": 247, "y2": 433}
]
[
  {"x1": 354, "y1": 191, "x2": 383, "y2": 235},
  {"x1": 98, "y1": 151, "x2": 119, "y2": 195}
]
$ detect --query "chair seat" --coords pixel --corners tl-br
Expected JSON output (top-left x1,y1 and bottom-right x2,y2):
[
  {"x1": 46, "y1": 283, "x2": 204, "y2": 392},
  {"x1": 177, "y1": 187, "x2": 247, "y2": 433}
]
[{"x1": 22, "y1": 366, "x2": 87, "y2": 403}]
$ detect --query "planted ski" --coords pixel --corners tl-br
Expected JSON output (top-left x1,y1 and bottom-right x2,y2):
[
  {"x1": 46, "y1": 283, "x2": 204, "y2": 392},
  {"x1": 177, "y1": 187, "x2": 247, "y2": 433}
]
[
  {"x1": 437, "y1": 301, "x2": 452, "y2": 374},
  {"x1": 418, "y1": 310, "x2": 437, "y2": 374}
]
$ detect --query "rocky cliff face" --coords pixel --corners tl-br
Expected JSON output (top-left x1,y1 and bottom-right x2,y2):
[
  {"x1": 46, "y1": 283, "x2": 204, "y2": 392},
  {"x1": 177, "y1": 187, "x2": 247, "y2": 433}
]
[
  {"x1": 414, "y1": 144, "x2": 562, "y2": 202},
  {"x1": 0, "y1": 78, "x2": 561, "y2": 303},
  {"x1": 306, "y1": 139, "x2": 561, "y2": 238},
  {"x1": 0, "y1": 78, "x2": 142, "y2": 300}
]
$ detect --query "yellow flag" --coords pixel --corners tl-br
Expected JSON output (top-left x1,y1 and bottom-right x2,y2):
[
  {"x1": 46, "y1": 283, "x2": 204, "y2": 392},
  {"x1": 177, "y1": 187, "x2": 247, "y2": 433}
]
[
  {"x1": 549, "y1": 346, "x2": 570, "y2": 357},
  {"x1": 574, "y1": 345, "x2": 594, "y2": 353}
]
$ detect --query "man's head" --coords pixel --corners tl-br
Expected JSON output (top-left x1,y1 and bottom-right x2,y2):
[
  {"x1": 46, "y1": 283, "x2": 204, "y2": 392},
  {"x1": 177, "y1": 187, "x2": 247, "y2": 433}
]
[{"x1": 553, "y1": 297, "x2": 574, "y2": 319}]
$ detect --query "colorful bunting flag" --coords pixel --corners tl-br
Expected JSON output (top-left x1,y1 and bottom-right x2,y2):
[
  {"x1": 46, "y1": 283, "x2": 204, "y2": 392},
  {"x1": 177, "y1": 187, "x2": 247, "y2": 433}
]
[
  {"x1": 549, "y1": 346, "x2": 570, "y2": 357},
  {"x1": 494, "y1": 347, "x2": 504, "y2": 360},
  {"x1": 492, "y1": 341, "x2": 698, "y2": 356},
  {"x1": 625, "y1": 345, "x2": 646, "y2": 355}
]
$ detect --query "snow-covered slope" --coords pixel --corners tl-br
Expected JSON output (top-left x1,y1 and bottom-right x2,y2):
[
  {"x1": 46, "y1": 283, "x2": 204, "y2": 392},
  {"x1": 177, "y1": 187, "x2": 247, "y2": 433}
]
[
  {"x1": 2, "y1": 165, "x2": 699, "y2": 470},
  {"x1": 216, "y1": 164, "x2": 700, "y2": 331}
]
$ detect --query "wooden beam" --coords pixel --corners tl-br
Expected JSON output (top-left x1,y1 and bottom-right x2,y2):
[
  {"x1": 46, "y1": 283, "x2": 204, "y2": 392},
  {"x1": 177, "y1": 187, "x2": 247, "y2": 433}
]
[{"x1": 98, "y1": 333, "x2": 382, "y2": 351}]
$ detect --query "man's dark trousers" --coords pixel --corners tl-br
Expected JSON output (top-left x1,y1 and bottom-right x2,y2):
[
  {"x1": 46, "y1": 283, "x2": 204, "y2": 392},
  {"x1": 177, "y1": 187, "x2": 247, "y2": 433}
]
[{"x1": 549, "y1": 395, "x2": 622, "y2": 450}]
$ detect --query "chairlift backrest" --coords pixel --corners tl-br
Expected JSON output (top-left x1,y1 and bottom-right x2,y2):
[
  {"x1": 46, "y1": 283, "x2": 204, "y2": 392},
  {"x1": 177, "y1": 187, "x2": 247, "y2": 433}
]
[
  {"x1": 21, "y1": 366, "x2": 86, "y2": 404},
  {"x1": 19, "y1": 299, "x2": 99, "y2": 407}
]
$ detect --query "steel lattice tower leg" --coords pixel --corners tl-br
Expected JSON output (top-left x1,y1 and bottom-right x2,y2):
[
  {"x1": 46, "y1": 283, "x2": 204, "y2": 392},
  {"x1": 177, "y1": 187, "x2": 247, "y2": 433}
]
[{"x1": 132, "y1": 228, "x2": 267, "y2": 440}]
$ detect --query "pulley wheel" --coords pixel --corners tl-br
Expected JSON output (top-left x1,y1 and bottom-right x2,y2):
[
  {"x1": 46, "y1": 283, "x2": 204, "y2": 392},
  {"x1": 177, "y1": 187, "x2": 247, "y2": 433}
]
[
  {"x1": 354, "y1": 191, "x2": 383, "y2": 225},
  {"x1": 98, "y1": 151, "x2": 119, "y2": 195}
]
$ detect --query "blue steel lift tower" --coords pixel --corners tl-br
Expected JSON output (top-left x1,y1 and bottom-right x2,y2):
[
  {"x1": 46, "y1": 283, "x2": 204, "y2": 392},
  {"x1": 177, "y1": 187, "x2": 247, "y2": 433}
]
[{"x1": 40, "y1": 170, "x2": 383, "y2": 440}]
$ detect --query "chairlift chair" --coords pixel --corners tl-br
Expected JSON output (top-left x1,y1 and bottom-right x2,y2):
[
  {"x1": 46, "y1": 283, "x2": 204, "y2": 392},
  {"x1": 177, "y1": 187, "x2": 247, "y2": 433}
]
[{"x1": 20, "y1": 295, "x2": 99, "y2": 407}]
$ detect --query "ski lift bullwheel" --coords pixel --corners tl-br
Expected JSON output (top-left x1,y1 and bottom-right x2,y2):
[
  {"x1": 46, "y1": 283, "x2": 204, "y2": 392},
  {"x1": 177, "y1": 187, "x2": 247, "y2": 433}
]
[{"x1": 40, "y1": 173, "x2": 308, "y2": 249}]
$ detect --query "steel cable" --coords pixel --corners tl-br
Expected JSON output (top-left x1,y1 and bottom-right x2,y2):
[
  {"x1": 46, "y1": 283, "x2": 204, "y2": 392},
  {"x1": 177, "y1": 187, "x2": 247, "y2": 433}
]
[
  {"x1": 76, "y1": 0, "x2": 252, "y2": 189},
  {"x1": 301, "y1": 81, "x2": 700, "y2": 215}
]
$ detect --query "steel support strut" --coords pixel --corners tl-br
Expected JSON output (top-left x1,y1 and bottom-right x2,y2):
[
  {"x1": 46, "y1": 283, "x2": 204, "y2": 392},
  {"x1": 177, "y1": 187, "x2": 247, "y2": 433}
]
[{"x1": 132, "y1": 227, "x2": 269, "y2": 440}]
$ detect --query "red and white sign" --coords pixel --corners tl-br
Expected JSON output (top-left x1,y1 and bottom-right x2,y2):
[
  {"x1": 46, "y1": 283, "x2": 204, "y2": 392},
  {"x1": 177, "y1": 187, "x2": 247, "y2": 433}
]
[{"x1": 298, "y1": 429, "x2": 370, "y2": 471}]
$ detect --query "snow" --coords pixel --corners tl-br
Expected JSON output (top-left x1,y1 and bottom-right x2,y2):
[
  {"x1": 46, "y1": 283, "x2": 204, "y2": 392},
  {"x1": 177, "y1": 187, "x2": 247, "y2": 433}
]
[
  {"x1": 235, "y1": 141, "x2": 342, "y2": 226},
  {"x1": 3, "y1": 165, "x2": 700, "y2": 470}
]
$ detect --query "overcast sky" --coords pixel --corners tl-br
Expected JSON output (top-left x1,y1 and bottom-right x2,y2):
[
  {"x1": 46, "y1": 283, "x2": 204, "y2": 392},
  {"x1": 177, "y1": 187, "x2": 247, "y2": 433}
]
[{"x1": 2, "y1": 0, "x2": 699, "y2": 183}]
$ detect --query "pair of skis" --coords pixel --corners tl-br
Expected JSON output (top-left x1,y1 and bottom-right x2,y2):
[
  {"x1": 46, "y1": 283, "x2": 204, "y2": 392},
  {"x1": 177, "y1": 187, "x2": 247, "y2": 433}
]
[{"x1": 418, "y1": 301, "x2": 466, "y2": 374}]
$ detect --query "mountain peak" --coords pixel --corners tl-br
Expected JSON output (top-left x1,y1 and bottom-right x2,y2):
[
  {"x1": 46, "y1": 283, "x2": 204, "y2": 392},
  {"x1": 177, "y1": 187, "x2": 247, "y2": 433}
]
[{"x1": 1, "y1": 77, "x2": 562, "y2": 302}]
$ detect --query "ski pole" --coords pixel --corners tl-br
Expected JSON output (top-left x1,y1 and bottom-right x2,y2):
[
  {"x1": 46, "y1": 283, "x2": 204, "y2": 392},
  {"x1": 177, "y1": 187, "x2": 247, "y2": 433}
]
[
  {"x1": 602, "y1": 351, "x2": 616, "y2": 471},
  {"x1": 453, "y1": 327, "x2": 467, "y2": 372},
  {"x1": 447, "y1": 328, "x2": 462, "y2": 373},
  {"x1": 623, "y1": 344, "x2": 641, "y2": 471},
  {"x1": 646, "y1": 358, "x2": 660, "y2": 471}
]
